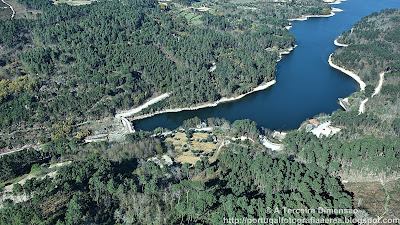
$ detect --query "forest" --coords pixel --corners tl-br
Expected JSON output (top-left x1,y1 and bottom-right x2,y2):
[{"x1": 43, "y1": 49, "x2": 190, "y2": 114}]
[
  {"x1": 0, "y1": 119, "x2": 355, "y2": 224},
  {"x1": 6, "y1": 1, "x2": 400, "y2": 224},
  {"x1": 333, "y1": 9, "x2": 400, "y2": 84},
  {"x1": 330, "y1": 9, "x2": 400, "y2": 139},
  {"x1": 0, "y1": 0, "x2": 332, "y2": 148}
]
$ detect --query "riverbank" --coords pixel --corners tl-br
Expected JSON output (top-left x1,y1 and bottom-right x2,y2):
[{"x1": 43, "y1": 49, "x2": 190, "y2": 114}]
[
  {"x1": 119, "y1": 43, "x2": 298, "y2": 121},
  {"x1": 131, "y1": 1, "x2": 350, "y2": 126},
  {"x1": 277, "y1": 45, "x2": 297, "y2": 62},
  {"x1": 334, "y1": 38, "x2": 349, "y2": 47},
  {"x1": 288, "y1": 8, "x2": 343, "y2": 21},
  {"x1": 120, "y1": 42, "x2": 297, "y2": 121},
  {"x1": 328, "y1": 53, "x2": 366, "y2": 91},
  {"x1": 323, "y1": 0, "x2": 347, "y2": 5},
  {"x1": 131, "y1": 80, "x2": 276, "y2": 121},
  {"x1": 126, "y1": 43, "x2": 298, "y2": 121}
]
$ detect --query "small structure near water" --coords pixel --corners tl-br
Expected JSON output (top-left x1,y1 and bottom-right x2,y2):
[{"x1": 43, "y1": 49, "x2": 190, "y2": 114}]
[{"x1": 338, "y1": 98, "x2": 350, "y2": 111}]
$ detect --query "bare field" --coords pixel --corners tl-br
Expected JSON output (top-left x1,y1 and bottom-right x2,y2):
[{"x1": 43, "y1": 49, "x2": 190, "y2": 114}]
[
  {"x1": 344, "y1": 179, "x2": 400, "y2": 220},
  {"x1": 165, "y1": 132, "x2": 218, "y2": 165}
]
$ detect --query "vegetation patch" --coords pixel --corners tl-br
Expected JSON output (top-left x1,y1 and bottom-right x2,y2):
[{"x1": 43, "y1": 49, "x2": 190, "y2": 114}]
[
  {"x1": 165, "y1": 131, "x2": 218, "y2": 165},
  {"x1": 344, "y1": 179, "x2": 400, "y2": 220}
]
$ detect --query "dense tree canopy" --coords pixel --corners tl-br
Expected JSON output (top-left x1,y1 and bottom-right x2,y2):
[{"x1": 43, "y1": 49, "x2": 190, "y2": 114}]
[{"x1": 0, "y1": 0, "x2": 331, "y2": 147}]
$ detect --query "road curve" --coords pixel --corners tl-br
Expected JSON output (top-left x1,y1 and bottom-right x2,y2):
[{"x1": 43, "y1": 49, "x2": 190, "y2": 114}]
[
  {"x1": 371, "y1": 72, "x2": 385, "y2": 97},
  {"x1": 0, "y1": 144, "x2": 40, "y2": 156},
  {"x1": 120, "y1": 117, "x2": 135, "y2": 133},
  {"x1": 1, "y1": 0, "x2": 15, "y2": 19},
  {"x1": 358, "y1": 98, "x2": 368, "y2": 114}
]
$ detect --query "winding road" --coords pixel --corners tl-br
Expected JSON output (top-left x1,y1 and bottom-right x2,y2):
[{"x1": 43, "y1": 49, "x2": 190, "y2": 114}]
[
  {"x1": 120, "y1": 117, "x2": 135, "y2": 133},
  {"x1": 372, "y1": 72, "x2": 385, "y2": 97},
  {"x1": 0, "y1": 144, "x2": 41, "y2": 157},
  {"x1": 358, "y1": 98, "x2": 368, "y2": 114},
  {"x1": 358, "y1": 72, "x2": 385, "y2": 114},
  {"x1": 114, "y1": 94, "x2": 172, "y2": 134},
  {"x1": 1, "y1": 0, "x2": 15, "y2": 19},
  {"x1": 331, "y1": 39, "x2": 386, "y2": 115}
]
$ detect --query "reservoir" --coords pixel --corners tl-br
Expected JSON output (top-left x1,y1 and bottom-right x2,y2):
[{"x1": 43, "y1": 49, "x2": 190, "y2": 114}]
[{"x1": 135, "y1": 0, "x2": 400, "y2": 131}]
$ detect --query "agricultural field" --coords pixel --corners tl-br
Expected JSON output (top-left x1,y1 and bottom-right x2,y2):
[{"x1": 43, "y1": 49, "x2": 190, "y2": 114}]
[{"x1": 164, "y1": 131, "x2": 218, "y2": 165}]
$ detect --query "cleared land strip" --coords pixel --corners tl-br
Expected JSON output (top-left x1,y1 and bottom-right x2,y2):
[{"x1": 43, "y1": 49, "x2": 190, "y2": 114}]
[
  {"x1": 115, "y1": 93, "x2": 171, "y2": 118},
  {"x1": 372, "y1": 72, "x2": 385, "y2": 97},
  {"x1": 358, "y1": 98, "x2": 368, "y2": 114}
]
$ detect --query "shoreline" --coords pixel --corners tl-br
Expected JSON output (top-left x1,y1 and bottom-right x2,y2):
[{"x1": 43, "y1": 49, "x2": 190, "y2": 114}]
[
  {"x1": 288, "y1": 8, "x2": 343, "y2": 21},
  {"x1": 277, "y1": 45, "x2": 297, "y2": 62},
  {"x1": 323, "y1": 0, "x2": 347, "y2": 5},
  {"x1": 334, "y1": 38, "x2": 349, "y2": 47},
  {"x1": 127, "y1": 6, "x2": 344, "y2": 122},
  {"x1": 328, "y1": 53, "x2": 366, "y2": 91},
  {"x1": 131, "y1": 80, "x2": 276, "y2": 121},
  {"x1": 127, "y1": 43, "x2": 298, "y2": 121}
]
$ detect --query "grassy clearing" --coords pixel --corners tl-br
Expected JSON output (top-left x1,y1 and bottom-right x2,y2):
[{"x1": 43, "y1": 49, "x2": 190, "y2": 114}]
[
  {"x1": 165, "y1": 132, "x2": 218, "y2": 165},
  {"x1": 190, "y1": 15, "x2": 202, "y2": 25},
  {"x1": 177, "y1": 10, "x2": 203, "y2": 25}
]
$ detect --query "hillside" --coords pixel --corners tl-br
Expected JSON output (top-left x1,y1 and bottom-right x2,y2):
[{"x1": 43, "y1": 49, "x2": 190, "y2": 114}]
[
  {"x1": 3, "y1": 1, "x2": 400, "y2": 225},
  {"x1": 284, "y1": 8, "x2": 400, "y2": 190},
  {"x1": 329, "y1": 9, "x2": 400, "y2": 138},
  {"x1": 0, "y1": 0, "x2": 332, "y2": 149},
  {"x1": 0, "y1": 119, "x2": 356, "y2": 224},
  {"x1": 283, "y1": 9, "x2": 400, "y2": 220}
]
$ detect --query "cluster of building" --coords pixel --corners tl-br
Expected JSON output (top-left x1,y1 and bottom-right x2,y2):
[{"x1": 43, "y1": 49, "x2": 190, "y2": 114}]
[{"x1": 306, "y1": 119, "x2": 341, "y2": 138}]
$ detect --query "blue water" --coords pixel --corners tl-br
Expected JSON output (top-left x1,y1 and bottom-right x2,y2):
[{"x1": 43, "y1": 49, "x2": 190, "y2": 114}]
[{"x1": 135, "y1": 0, "x2": 400, "y2": 131}]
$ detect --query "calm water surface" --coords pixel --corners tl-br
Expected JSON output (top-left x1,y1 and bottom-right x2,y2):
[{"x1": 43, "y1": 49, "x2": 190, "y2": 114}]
[{"x1": 135, "y1": 0, "x2": 400, "y2": 131}]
